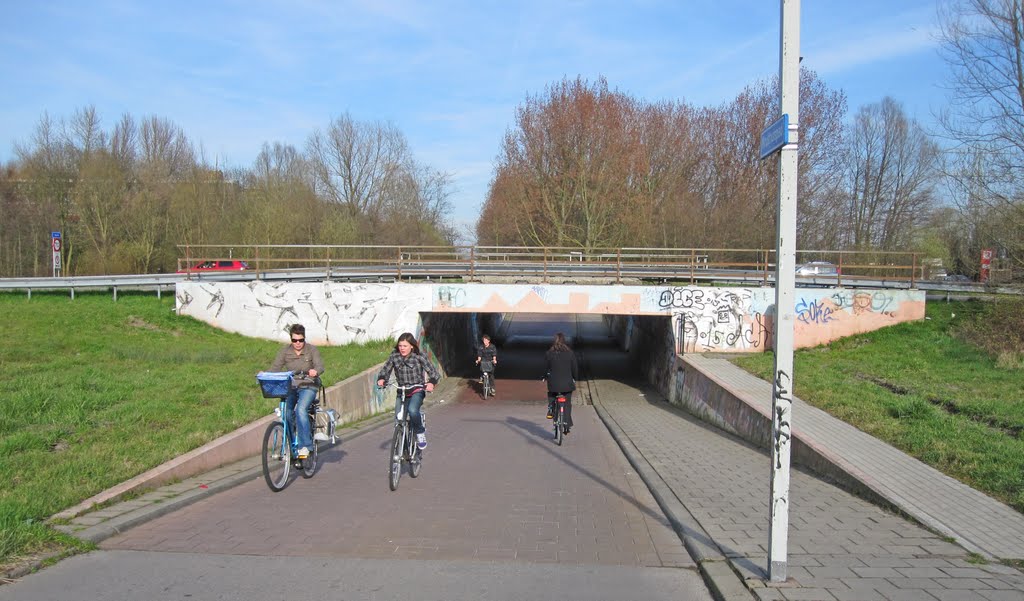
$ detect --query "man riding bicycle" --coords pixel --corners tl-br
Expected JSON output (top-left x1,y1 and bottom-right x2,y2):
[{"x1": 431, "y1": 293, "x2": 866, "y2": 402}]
[
  {"x1": 267, "y1": 324, "x2": 324, "y2": 459},
  {"x1": 475, "y1": 333, "x2": 498, "y2": 391}
]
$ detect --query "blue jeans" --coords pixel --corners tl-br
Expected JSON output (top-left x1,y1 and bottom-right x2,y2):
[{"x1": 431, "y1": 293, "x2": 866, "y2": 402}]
[
  {"x1": 286, "y1": 386, "x2": 317, "y2": 448},
  {"x1": 397, "y1": 389, "x2": 426, "y2": 435}
]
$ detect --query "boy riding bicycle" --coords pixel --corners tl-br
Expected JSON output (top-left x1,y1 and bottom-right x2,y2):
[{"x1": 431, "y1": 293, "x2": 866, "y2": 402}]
[{"x1": 475, "y1": 334, "x2": 497, "y2": 391}]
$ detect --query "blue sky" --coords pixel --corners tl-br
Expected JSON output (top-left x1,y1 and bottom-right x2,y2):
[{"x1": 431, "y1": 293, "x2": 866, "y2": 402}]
[{"x1": 1, "y1": 1, "x2": 950, "y2": 230}]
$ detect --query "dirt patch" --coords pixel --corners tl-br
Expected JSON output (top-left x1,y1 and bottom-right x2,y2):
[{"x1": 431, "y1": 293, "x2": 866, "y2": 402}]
[
  {"x1": 126, "y1": 316, "x2": 161, "y2": 331},
  {"x1": 859, "y1": 373, "x2": 1021, "y2": 439}
]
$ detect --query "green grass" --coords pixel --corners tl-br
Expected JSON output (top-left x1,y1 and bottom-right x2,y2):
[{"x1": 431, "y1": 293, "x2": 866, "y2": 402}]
[
  {"x1": 0, "y1": 291, "x2": 393, "y2": 567},
  {"x1": 732, "y1": 300, "x2": 1024, "y2": 514}
]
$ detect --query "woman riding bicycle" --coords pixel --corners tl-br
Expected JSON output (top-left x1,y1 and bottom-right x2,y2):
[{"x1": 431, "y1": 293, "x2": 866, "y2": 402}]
[
  {"x1": 268, "y1": 324, "x2": 324, "y2": 459},
  {"x1": 475, "y1": 333, "x2": 498, "y2": 390},
  {"x1": 376, "y1": 333, "x2": 441, "y2": 450},
  {"x1": 545, "y1": 332, "x2": 578, "y2": 434}
]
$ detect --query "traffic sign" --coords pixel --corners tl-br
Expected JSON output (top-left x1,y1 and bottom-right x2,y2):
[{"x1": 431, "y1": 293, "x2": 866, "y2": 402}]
[
  {"x1": 51, "y1": 231, "x2": 62, "y2": 277},
  {"x1": 759, "y1": 114, "x2": 789, "y2": 160}
]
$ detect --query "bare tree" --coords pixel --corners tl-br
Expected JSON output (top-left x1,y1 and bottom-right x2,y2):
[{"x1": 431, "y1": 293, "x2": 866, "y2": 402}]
[
  {"x1": 306, "y1": 113, "x2": 454, "y2": 243},
  {"x1": 110, "y1": 113, "x2": 138, "y2": 169},
  {"x1": 484, "y1": 77, "x2": 643, "y2": 251},
  {"x1": 306, "y1": 114, "x2": 407, "y2": 222},
  {"x1": 842, "y1": 97, "x2": 939, "y2": 250},
  {"x1": 69, "y1": 105, "x2": 105, "y2": 158},
  {"x1": 938, "y1": 0, "x2": 1024, "y2": 269},
  {"x1": 138, "y1": 116, "x2": 195, "y2": 179}
]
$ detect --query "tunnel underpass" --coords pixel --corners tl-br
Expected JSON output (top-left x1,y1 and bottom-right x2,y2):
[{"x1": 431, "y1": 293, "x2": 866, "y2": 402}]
[{"x1": 420, "y1": 312, "x2": 672, "y2": 405}]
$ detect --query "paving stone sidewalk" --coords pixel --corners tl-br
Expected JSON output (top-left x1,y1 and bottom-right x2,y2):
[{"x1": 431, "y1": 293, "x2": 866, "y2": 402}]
[{"x1": 591, "y1": 378, "x2": 1024, "y2": 601}]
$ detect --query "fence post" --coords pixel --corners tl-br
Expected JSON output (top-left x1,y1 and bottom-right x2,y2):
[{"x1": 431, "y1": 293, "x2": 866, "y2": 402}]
[
  {"x1": 616, "y1": 248, "x2": 622, "y2": 284},
  {"x1": 690, "y1": 248, "x2": 695, "y2": 285},
  {"x1": 543, "y1": 247, "x2": 549, "y2": 283},
  {"x1": 396, "y1": 246, "x2": 403, "y2": 280},
  {"x1": 910, "y1": 253, "x2": 917, "y2": 288}
]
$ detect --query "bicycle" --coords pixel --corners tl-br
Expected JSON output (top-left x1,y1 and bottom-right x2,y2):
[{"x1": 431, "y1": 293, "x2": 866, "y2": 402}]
[
  {"x1": 480, "y1": 363, "x2": 495, "y2": 399},
  {"x1": 386, "y1": 383, "x2": 424, "y2": 491},
  {"x1": 551, "y1": 392, "x2": 569, "y2": 446},
  {"x1": 256, "y1": 370, "x2": 336, "y2": 492}
]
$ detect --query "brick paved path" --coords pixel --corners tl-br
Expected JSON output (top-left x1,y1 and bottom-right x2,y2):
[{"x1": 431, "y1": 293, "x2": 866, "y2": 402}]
[
  {"x1": 102, "y1": 381, "x2": 695, "y2": 571},
  {"x1": 591, "y1": 377, "x2": 1024, "y2": 601}
]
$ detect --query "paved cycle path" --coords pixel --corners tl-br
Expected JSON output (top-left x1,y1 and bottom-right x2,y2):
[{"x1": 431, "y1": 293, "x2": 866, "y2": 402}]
[{"x1": 80, "y1": 378, "x2": 713, "y2": 600}]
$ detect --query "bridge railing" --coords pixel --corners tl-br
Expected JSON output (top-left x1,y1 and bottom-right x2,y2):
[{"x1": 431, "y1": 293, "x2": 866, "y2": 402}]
[{"x1": 176, "y1": 244, "x2": 929, "y2": 285}]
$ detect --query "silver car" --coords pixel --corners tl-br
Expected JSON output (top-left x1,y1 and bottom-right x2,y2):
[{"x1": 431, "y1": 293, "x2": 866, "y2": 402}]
[{"x1": 796, "y1": 261, "x2": 839, "y2": 276}]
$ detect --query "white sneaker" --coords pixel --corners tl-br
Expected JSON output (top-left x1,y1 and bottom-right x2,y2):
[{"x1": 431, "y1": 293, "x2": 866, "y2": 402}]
[
  {"x1": 313, "y1": 432, "x2": 330, "y2": 441},
  {"x1": 297, "y1": 446, "x2": 309, "y2": 458},
  {"x1": 416, "y1": 433, "x2": 427, "y2": 450}
]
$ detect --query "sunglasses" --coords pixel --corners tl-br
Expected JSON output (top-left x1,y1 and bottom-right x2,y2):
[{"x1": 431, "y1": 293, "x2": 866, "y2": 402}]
[{"x1": 291, "y1": 338, "x2": 305, "y2": 343}]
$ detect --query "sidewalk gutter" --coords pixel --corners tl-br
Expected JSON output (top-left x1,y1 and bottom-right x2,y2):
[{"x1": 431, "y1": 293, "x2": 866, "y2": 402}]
[{"x1": 590, "y1": 386, "x2": 753, "y2": 601}]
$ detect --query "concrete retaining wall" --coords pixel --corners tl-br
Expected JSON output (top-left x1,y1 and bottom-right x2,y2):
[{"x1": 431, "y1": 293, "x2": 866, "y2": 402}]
[{"x1": 670, "y1": 355, "x2": 894, "y2": 509}]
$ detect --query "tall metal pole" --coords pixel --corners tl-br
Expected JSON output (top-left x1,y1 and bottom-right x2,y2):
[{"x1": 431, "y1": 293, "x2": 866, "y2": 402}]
[{"x1": 769, "y1": 0, "x2": 800, "y2": 583}]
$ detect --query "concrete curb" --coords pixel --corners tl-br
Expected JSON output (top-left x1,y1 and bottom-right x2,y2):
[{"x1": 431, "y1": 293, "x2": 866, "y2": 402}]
[
  {"x1": 72, "y1": 465, "x2": 263, "y2": 544},
  {"x1": 591, "y1": 391, "x2": 753, "y2": 601},
  {"x1": 51, "y1": 415, "x2": 276, "y2": 522}
]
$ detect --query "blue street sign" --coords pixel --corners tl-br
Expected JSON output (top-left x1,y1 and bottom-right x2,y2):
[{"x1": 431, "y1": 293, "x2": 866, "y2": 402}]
[
  {"x1": 759, "y1": 114, "x2": 789, "y2": 160},
  {"x1": 52, "y1": 231, "x2": 61, "y2": 238}
]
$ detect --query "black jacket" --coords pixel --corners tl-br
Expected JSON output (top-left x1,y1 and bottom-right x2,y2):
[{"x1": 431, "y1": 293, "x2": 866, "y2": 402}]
[{"x1": 545, "y1": 349, "x2": 578, "y2": 392}]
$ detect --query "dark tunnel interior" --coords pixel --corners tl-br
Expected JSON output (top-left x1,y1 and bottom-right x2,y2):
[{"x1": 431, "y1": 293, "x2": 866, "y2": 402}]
[{"x1": 420, "y1": 312, "x2": 675, "y2": 394}]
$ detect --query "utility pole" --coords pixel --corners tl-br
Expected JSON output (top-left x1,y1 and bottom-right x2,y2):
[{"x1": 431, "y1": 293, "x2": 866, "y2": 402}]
[{"x1": 768, "y1": 0, "x2": 800, "y2": 583}]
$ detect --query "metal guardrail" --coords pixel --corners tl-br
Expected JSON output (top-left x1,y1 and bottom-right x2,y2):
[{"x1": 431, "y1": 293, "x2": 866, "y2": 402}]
[
  {"x1": 1, "y1": 271, "x2": 1015, "y2": 301},
  {"x1": 1, "y1": 245, "x2": 1016, "y2": 297}
]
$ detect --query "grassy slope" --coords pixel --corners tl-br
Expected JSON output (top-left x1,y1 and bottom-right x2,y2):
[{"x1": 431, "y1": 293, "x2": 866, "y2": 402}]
[
  {"x1": 732, "y1": 300, "x2": 1024, "y2": 514},
  {"x1": 0, "y1": 291, "x2": 393, "y2": 564}
]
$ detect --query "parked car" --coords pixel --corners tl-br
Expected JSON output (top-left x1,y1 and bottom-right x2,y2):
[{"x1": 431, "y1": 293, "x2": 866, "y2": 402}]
[
  {"x1": 178, "y1": 260, "x2": 249, "y2": 273},
  {"x1": 942, "y1": 274, "x2": 971, "y2": 283},
  {"x1": 796, "y1": 261, "x2": 839, "y2": 276}
]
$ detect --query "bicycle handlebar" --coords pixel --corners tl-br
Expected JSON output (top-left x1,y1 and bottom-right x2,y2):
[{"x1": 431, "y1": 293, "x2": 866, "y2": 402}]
[{"x1": 377, "y1": 381, "x2": 430, "y2": 392}]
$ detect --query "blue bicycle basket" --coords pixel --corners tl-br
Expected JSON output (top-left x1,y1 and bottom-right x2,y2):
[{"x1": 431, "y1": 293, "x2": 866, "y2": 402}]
[{"x1": 256, "y1": 371, "x2": 293, "y2": 398}]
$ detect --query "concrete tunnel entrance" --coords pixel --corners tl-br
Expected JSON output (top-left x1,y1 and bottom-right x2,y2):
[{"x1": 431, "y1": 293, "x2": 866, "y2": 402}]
[{"x1": 420, "y1": 312, "x2": 675, "y2": 402}]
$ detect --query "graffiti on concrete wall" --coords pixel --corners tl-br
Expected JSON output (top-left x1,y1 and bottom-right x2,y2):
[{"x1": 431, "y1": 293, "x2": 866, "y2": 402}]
[
  {"x1": 177, "y1": 281, "x2": 428, "y2": 345},
  {"x1": 795, "y1": 298, "x2": 835, "y2": 325},
  {"x1": 668, "y1": 288, "x2": 772, "y2": 353},
  {"x1": 829, "y1": 290, "x2": 895, "y2": 317},
  {"x1": 177, "y1": 281, "x2": 924, "y2": 351},
  {"x1": 795, "y1": 290, "x2": 901, "y2": 326}
]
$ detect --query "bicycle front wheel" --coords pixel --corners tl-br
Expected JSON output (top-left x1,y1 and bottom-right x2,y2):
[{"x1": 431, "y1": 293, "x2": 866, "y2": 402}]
[
  {"x1": 408, "y1": 432, "x2": 422, "y2": 478},
  {"x1": 262, "y1": 422, "x2": 290, "y2": 491},
  {"x1": 388, "y1": 423, "x2": 404, "y2": 491}
]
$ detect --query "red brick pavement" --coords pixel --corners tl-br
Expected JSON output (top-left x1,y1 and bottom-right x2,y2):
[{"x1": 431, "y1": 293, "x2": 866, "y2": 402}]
[{"x1": 102, "y1": 383, "x2": 695, "y2": 569}]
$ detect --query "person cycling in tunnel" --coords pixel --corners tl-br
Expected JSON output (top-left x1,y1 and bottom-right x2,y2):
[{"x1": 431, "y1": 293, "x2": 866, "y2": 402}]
[
  {"x1": 475, "y1": 333, "x2": 498, "y2": 392},
  {"x1": 376, "y1": 332, "x2": 441, "y2": 450},
  {"x1": 544, "y1": 332, "x2": 579, "y2": 434}
]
